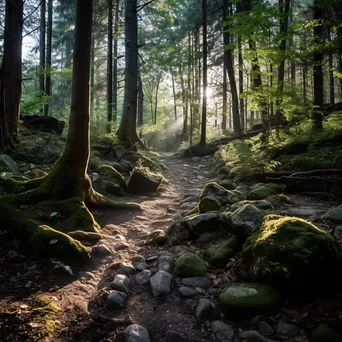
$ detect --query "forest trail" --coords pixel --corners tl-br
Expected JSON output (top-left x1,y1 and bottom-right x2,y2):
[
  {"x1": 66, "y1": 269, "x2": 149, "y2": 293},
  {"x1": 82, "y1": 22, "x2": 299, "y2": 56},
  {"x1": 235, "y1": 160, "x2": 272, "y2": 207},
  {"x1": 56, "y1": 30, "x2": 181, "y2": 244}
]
[{"x1": 1, "y1": 153, "x2": 340, "y2": 342}]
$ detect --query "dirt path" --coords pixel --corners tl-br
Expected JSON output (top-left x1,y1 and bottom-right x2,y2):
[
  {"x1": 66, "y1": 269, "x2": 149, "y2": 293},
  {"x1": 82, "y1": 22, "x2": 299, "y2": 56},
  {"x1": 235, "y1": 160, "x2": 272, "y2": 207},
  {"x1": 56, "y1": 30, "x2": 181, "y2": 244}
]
[{"x1": 1, "y1": 153, "x2": 340, "y2": 342}]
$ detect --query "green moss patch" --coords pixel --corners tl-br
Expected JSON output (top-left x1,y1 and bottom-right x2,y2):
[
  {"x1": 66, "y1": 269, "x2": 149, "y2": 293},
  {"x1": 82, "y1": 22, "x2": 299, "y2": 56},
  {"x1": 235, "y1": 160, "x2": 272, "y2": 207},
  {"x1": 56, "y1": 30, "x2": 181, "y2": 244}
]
[
  {"x1": 241, "y1": 215, "x2": 340, "y2": 291},
  {"x1": 174, "y1": 252, "x2": 208, "y2": 277},
  {"x1": 219, "y1": 283, "x2": 282, "y2": 318},
  {"x1": 205, "y1": 235, "x2": 242, "y2": 268}
]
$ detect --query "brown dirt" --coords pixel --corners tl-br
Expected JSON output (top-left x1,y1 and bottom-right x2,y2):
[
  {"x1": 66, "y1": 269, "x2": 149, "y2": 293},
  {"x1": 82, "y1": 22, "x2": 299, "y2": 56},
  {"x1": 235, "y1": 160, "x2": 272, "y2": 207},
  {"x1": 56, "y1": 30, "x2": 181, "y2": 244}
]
[{"x1": 1, "y1": 153, "x2": 342, "y2": 342}]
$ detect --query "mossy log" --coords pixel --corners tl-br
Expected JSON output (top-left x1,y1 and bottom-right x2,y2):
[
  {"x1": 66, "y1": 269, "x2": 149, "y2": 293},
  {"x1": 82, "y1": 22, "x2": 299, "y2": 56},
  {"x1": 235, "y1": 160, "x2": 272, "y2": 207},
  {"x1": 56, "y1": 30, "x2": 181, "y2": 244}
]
[{"x1": 0, "y1": 200, "x2": 89, "y2": 263}]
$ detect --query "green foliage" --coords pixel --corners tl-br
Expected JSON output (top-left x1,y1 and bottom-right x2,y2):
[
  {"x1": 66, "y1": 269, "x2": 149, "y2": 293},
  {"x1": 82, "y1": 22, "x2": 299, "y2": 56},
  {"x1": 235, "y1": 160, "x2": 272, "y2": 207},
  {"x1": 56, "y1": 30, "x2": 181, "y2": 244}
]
[{"x1": 219, "y1": 138, "x2": 280, "y2": 178}]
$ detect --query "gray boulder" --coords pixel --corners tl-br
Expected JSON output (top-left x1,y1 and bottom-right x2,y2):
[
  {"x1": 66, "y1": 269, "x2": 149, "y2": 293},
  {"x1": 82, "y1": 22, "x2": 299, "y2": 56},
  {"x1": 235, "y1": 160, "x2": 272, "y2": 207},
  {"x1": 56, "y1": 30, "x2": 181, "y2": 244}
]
[
  {"x1": 229, "y1": 204, "x2": 264, "y2": 237},
  {"x1": 124, "y1": 324, "x2": 151, "y2": 342},
  {"x1": 150, "y1": 270, "x2": 172, "y2": 297}
]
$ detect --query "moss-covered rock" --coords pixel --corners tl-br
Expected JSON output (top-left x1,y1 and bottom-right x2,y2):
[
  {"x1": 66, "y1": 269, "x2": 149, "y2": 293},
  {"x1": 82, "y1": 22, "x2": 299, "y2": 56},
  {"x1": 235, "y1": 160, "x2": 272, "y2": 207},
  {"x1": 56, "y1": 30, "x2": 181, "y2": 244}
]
[
  {"x1": 216, "y1": 179, "x2": 236, "y2": 190},
  {"x1": 198, "y1": 196, "x2": 221, "y2": 213},
  {"x1": 241, "y1": 215, "x2": 340, "y2": 291},
  {"x1": 174, "y1": 252, "x2": 208, "y2": 277},
  {"x1": 218, "y1": 283, "x2": 281, "y2": 318},
  {"x1": 97, "y1": 164, "x2": 128, "y2": 191},
  {"x1": 247, "y1": 183, "x2": 281, "y2": 200},
  {"x1": 268, "y1": 194, "x2": 292, "y2": 208},
  {"x1": 200, "y1": 182, "x2": 244, "y2": 205},
  {"x1": 197, "y1": 232, "x2": 217, "y2": 243},
  {"x1": 128, "y1": 167, "x2": 162, "y2": 194},
  {"x1": 229, "y1": 204, "x2": 265, "y2": 238},
  {"x1": 165, "y1": 222, "x2": 190, "y2": 246},
  {"x1": 184, "y1": 213, "x2": 220, "y2": 235},
  {"x1": 311, "y1": 324, "x2": 342, "y2": 342},
  {"x1": 205, "y1": 235, "x2": 242, "y2": 268},
  {"x1": 231, "y1": 200, "x2": 273, "y2": 211}
]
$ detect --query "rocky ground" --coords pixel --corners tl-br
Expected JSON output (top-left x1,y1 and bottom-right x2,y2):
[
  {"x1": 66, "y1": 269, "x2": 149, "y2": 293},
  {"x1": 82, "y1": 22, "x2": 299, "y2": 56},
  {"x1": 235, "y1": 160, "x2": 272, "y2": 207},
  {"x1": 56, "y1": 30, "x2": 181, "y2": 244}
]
[{"x1": 1, "y1": 152, "x2": 342, "y2": 342}]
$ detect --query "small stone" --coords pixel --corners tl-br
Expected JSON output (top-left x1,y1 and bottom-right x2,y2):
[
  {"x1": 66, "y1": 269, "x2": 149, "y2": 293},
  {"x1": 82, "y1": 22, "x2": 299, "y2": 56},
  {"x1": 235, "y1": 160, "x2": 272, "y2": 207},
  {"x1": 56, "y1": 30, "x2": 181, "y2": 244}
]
[
  {"x1": 166, "y1": 330, "x2": 188, "y2": 342},
  {"x1": 113, "y1": 234, "x2": 127, "y2": 242},
  {"x1": 111, "y1": 274, "x2": 130, "y2": 294},
  {"x1": 179, "y1": 286, "x2": 199, "y2": 297},
  {"x1": 146, "y1": 256, "x2": 158, "y2": 262},
  {"x1": 259, "y1": 321, "x2": 274, "y2": 337},
  {"x1": 191, "y1": 157, "x2": 201, "y2": 162},
  {"x1": 182, "y1": 276, "x2": 211, "y2": 288},
  {"x1": 158, "y1": 253, "x2": 173, "y2": 273},
  {"x1": 174, "y1": 245, "x2": 187, "y2": 254},
  {"x1": 211, "y1": 321, "x2": 234, "y2": 341},
  {"x1": 115, "y1": 242, "x2": 130, "y2": 251},
  {"x1": 135, "y1": 270, "x2": 152, "y2": 285},
  {"x1": 124, "y1": 324, "x2": 151, "y2": 342},
  {"x1": 117, "y1": 262, "x2": 136, "y2": 275},
  {"x1": 150, "y1": 270, "x2": 172, "y2": 297},
  {"x1": 275, "y1": 322, "x2": 300, "y2": 338},
  {"x1": 92, "y1": 244, "x2": 112, "y2": 256},
  {"x1": 136, "y1": 262, "x2": 147, "y2": 271},
  {"x1": 195, "y1": 298, "x2": 217, "y2": 321},
  {"x1": 106, "y1": 290, "x2": 127, "y2": 308},
  {"x1": 131, "y1": 255, "x2": 145, "y2": 264}
]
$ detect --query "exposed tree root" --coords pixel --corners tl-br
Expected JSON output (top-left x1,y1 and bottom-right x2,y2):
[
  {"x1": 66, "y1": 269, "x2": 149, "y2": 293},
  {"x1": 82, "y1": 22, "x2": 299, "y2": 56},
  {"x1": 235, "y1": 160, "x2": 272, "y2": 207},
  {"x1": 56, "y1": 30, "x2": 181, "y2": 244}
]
[
  {"x1": 0, "y1": 200, "x2": 90, "y2": 263},
  {"x1": 0, "y1": 157, "x2": 141, "y2": 262}
]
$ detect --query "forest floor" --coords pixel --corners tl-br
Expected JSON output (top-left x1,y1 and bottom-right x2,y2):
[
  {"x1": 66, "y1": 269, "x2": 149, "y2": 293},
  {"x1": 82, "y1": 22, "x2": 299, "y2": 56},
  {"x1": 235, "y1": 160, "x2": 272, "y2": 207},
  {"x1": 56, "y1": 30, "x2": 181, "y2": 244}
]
[{"x1": 1, "y1": 152, "x2": 342, "y2": 342}]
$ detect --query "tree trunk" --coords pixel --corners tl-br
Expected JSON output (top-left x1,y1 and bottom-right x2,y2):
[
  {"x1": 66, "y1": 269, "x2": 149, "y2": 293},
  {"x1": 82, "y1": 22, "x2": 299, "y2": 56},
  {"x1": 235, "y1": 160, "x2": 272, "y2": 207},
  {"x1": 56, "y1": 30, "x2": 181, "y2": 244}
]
[
  {"x1": 107, "y1": 0, "x2": 113, "y2": 133},
  {"x1": 113, "y1": 0, "x2": 120, "y2": 122},
  {"x1": 327, "y1": 27, "x2": 335, "y2": 105},
  {"x1": 179, "y1": 63, "x2": 188, "y2": 135},
  {"x1": 222, "y1": 61, "x2": 227, "y2": 131},
  {"x1": 312, "y1": 0, "x2": 324, "y2": 130},
  {"x1": 90, "y1": 32, "x2": 95, "y2": 115},
  {"x1": 238, "y1": 37, "x2": 244, "y2": 131},
  {"x1": 276, "y1": 0, "x2": 290, "y2": 133},
  {"x1": 154, "y1": 73, "x2": 161, "y2": 126},
  {"x1": 199, "y1": 0, "x2": 207, "y2": 147},
  {"x1": 170, "y1": 67, "x2": 177, "y2": 121},
  {"x1": 223, "y1": 0, "x2": 242, "y2": 136},
  {"x1": 44, "y1": 0, "x2": 53, "y2": 117},
  {"x1": 117, "y1": 0, "x2": 140, "y2": 144},
  {"x1": 137, "y1": 66, "x2": 143, "y2": 126},
  {"x1": 3, "y1": 0, "x2": 23, "y2": 143},
  {"x1": 40, "y1": 0, "x2": 46, "y2": 106}
]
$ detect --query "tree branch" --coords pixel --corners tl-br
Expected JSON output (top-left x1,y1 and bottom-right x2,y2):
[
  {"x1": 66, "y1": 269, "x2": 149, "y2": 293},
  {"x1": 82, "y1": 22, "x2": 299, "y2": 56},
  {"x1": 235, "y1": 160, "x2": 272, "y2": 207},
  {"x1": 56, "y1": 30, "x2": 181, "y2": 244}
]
[{"x1": 137, "y1": 0, "x2": 155, "y2": 12}]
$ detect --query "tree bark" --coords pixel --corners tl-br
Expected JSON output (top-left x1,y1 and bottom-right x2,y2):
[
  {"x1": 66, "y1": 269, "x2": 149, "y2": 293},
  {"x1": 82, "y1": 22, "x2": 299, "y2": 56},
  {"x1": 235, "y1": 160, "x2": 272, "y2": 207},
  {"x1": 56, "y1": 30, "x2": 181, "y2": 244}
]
[
  {"x1": 117, "y1": 0, "x2": 140, "y2": 144},
  {"x1": 44, "y1": 0, "x2": 53, "y2": 117},
  {"x1": 154, "y1": 73, "x2": 161, "y2": 126},
  {"x1": 113, "y1": 0, "x2": 120, "y2": 122},
  {"x1": 170, "y1": 67, "x2": 177, "y2": 121},
  {"x1": 137, "y1": 66, "x2": 143, "y2": 126},
  {"x1": 2, "y1": 0, "x2": 23, "y2": 143},
  {"x1": 40, "y1": 0, "x2": 46, "y2": 104},
  {"x1": 107, "y1": 0, "x2": 113, "y2": 133},
  {"x1": 312, "y1": 0, "x2": 324, "y2": 130},
  {"x1": 222, "y1": 61, "x2": 227, "y2": 131},
  {"x1": 238, "y1": 37, "x2": 244, "y2": 131},
  {"x1": 223, "y1": 0, "x2": 242, "y2": 136},
  {"x1": 199, "y1": 0, "x2": 207, "y2": 147},
  {"x1": 327, "y1": 27, "x2": 335, "y2": 105},
  {"x1": 276, "y1": 0, "x2": 290, "y2": 133}
]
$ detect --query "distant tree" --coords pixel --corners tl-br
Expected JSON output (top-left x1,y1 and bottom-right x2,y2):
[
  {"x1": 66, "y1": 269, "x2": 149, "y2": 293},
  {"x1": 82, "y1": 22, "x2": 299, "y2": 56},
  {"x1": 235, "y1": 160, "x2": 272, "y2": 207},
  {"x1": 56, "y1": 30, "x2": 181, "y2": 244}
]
[
  {"x1": 0, "y1": 0, "x2": 23, "y2": 151},
  {"x1": 312, "y1": 0, "x2": 323, "y2": 130},
  {"x1": 117, "y1": 0, "x2": 142, "y2": 145},
  {"x1": 199, "y1": 0, "x2": 207, "y2": 147}
]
